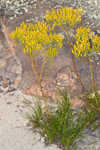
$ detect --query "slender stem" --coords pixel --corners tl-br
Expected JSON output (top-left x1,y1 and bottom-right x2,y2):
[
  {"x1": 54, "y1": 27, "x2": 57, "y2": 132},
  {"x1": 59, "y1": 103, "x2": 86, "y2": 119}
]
[
  {"x1": 40, "y1": 57, "x2": 48, "y2": 81},
  {"x1": 88, "y1": 56, "x2": 95, "y2": 92},
  {"x1": 31, "y1": 55, "x2": 41, "y2": 86},
  {"x1": 31, "y1": 55, "x2": 49, "y2": 112},
  {"x1": 94, "y1": 55, "x2": 97, "y2": 90},
  {"x1": 70, "y1": 51, "x2": 85, "y2": 90},
  {"x1": 61, "y1": 25, "x2": 85, "y2": 91}
]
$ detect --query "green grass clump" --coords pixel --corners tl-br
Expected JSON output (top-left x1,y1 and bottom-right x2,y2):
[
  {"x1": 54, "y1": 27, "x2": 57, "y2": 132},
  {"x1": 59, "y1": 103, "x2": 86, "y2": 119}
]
[
  {"x1": 84, "y1": 91, "x2": 100, "y2": 119},
  {"x1": 25, "y1": 90, "x2": 96, "y2": 150}
]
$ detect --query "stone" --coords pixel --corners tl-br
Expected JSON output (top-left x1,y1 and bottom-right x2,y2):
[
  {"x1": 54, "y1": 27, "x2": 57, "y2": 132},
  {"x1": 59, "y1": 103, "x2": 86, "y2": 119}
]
[
  {"x1": 6, "y1": 101, "x2": 12, "y2": 104},
  {"x1": 2, "y1": 79, "x2": 10, "y2": 88},
  {"x1": 8, "y1": 86, "x2": 16, "y2": 92},
  {"x1": 9, "y1": 17, "x2": 14, "y2": 20}
]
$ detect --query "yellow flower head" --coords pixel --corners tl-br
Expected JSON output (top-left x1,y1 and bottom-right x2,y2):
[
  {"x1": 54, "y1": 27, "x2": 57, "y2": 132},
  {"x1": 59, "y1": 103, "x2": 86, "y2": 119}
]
[
  {"x1": 72, "y1": 26, "x2": 100, "y2": 57},
  {"x1": 10, "y1": 21, "x2": 64, "y2": 58},
  {"x1": 45, "y1": 7, "x2": 83, "y2": 28}
]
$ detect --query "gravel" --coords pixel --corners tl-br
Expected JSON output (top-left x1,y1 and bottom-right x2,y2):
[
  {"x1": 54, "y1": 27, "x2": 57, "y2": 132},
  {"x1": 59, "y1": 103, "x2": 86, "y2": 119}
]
[{"x1": 0, "y1": 91, "x2": 61, "y2": 150}]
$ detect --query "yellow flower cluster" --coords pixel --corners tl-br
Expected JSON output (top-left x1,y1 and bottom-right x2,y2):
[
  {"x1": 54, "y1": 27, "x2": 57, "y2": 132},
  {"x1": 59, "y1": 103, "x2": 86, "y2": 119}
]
[
  {"x1": 72, "y1": 26, "x2": 100, "y2": 57},
  {"x1": 92, "y1": 35, "x2": 100, "y2": 53},
  {"x1": 10, "y1": 21, "x2": 64, "y2": 58},
  {"x1": 45, "y1": 7, "x2": 83, "y2": 28}
]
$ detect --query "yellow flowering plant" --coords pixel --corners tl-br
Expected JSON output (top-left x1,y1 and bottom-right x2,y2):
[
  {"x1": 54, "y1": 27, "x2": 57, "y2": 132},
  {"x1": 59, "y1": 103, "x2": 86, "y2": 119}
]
[
  {"x1": 10, "y1": 21, "x2": 64, "y2": 111},
  {"x1": 72, "y1": 26, "x2": 100, "y2": 57},
  {"x1": 72, "y1": 26, "x2": 100, "y2": 91},
  {"x1": 45, "y1": 7, "x2": 82, "y2": 28},
  {"x1": 45, "y1": 7, "x2": 85, "y2": 90},
  {"x1": 10, "y1": 21, "x2": 63, "y2": 58}
]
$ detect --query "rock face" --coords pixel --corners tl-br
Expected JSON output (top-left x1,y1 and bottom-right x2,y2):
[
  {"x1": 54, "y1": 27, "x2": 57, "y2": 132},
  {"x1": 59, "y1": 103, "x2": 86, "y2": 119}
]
[
  {"x1": 0, "y1": 0, "x2": 100, "y2": 30},
  {"x1": 0, "y1": 30, "x2": 22, "y2": 94}
]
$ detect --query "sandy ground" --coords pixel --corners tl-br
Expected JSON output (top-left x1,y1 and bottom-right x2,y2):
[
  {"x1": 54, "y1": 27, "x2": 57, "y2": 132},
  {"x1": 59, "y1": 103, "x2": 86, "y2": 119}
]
[{"x1": 0, "y1": 91, "x2": 61, "y2": 150}]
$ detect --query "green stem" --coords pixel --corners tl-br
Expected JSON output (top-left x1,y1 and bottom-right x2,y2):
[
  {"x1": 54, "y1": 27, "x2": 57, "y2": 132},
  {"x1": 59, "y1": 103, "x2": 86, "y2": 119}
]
[
  {"x1": 31, "y1": 56, "x2": 49, "y2": 113},
  {"x1": 94, "y1": 55, "x2": 97, "y2": 90},
  {"x1": 61, "y1": 25, "x2": 85, "y2": 91},
  {"x1": 88, "y1": 56, "x2": 95, "y2": 92},
  {"x1": 40, "y1": 57, "x2": 47, "y2": 81},
  {"x1": 70, "y1": 50, "x2": 85, "y2": 90}
]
